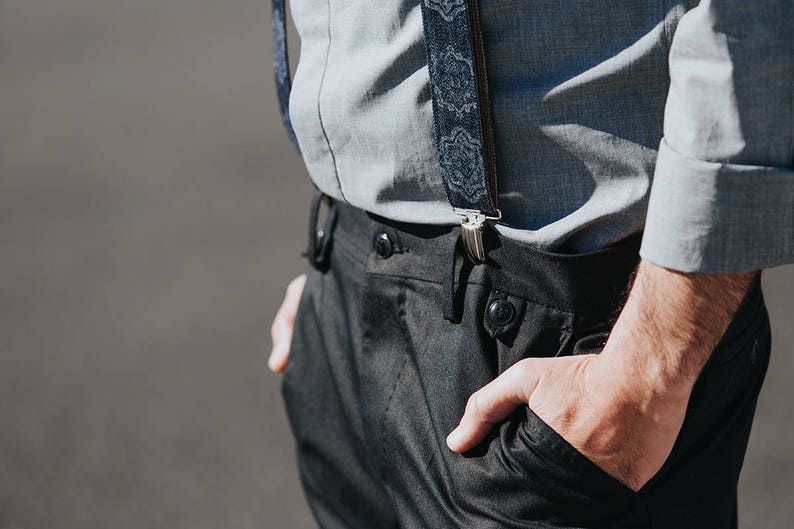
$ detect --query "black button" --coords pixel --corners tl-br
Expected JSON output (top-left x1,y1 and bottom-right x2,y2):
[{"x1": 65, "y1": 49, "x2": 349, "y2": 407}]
[
  {"x1": 373, "y1": 232, "x2": 394, "y2": 258},
  {"x1": 488, "y1": 299, "x2": 515, "y2": 326}
]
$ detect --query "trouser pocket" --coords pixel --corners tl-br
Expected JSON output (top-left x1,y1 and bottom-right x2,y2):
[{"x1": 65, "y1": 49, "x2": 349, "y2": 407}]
[
  {"x1": 640, "y1": 293, "x2": 772, "y2": 528},
  {"x1": 365, "y1": 279, "x2": 647, "y2": 528},
  {"x1": 455, "y1": 295, "x2": 644, "y2": 528}
]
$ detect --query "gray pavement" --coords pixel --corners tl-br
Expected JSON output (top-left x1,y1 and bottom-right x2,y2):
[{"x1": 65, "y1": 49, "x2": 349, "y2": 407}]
[{"x1": 0, "y1": 2, "x2": 791, "y2": 528}]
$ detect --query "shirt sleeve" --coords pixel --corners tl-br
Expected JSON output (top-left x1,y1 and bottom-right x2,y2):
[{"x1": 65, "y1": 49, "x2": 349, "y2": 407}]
[{"x1": 639, "y1": 0, "x2": 794, "y2": 274}]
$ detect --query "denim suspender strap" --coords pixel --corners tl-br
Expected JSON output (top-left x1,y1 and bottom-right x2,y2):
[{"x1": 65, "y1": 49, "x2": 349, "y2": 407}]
[
  {"x1": 418, "y1": 0, "x2": 501, "y2": 263},
  {"x1": 272, "y1": 0, "x2": 301, "y2": 153}
]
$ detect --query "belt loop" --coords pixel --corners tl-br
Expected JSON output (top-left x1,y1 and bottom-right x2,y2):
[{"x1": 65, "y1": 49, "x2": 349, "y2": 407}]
[{"x1": 303, "y1": 191, "x2": 338, "y2": 272}]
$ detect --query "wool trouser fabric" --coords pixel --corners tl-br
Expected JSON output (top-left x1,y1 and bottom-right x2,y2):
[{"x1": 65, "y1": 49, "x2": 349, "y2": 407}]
[{"x1": 281, "y1": 197, "x2": 771, "y2": 529}]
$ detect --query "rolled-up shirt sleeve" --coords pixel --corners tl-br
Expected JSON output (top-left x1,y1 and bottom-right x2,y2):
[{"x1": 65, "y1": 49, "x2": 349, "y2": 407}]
[{"x1": 639, "y1": 0, "x2": 794, "y2": 273}]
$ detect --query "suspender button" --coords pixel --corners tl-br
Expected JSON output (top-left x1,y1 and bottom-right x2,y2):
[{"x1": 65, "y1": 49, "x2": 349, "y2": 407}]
[
  {"x1": 488, "y1": 299, "x2": 515, "y2": 326},
  {"x1": 373, "y1": 232, "x2": 394, "y2": 259}
]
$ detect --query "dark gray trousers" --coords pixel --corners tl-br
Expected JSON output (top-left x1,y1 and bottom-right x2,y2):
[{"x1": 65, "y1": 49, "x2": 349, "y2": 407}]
[{"x1": 282, "y1": 197, "x2": 771, "y2": 529}]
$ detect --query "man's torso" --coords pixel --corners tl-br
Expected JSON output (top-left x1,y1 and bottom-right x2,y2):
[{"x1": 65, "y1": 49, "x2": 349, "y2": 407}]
[{"x1": 288, "y1": 0, "x2": 693, "y2": 252}]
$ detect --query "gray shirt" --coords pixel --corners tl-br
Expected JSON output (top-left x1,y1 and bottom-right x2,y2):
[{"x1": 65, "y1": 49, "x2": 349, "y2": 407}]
[{"x1": 287, "y1": 0, "x2": 794, "y2": 273}]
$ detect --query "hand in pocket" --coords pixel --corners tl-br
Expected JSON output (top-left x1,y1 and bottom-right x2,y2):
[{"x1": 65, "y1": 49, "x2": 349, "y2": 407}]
[{"x1": 446, "y1": 351, "x2": 691, "y2": 492}]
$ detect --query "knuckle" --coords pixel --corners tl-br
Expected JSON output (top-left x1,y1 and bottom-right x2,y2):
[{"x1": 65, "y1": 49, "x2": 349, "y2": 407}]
[
  {"x1": 464, "y1": 392, "x2": 478, "y2": 415},
  {"x1": 512, "y1": 359, "x2": 535, "y2": 381},
  {"x1": 466, "y1": 392, "x2": 489, "y2": 422},
  {"x1": 512, "y1": 360, "x2": 538, "y2": 399}
]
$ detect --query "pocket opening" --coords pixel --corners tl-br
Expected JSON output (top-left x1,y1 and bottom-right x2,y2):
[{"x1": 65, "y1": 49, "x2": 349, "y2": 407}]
[{"x1": 522, "y1": 406, "x2": 639, "y2": 500}]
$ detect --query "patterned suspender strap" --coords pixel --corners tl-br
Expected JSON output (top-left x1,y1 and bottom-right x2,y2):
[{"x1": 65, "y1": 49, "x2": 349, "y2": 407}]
[
  {"x1": 272, "y1": 0, "x2": 301, "y2": 153},
  {"x1": 418, "y1": 0, "x2": 501, "y2": 263}
]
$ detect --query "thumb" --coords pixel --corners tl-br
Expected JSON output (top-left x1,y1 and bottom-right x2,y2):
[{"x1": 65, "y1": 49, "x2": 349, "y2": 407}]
[
  {"x1": 446, "y1": 360, "x2": 539, "y2": 453},
  {"x1": 268, "y1": 274, "x2": 307, "y2": 373}
]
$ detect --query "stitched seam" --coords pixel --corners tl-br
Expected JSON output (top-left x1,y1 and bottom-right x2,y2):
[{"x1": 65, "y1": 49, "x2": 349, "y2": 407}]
[
  {"x1": 376, "y1": 280, "x2": 410, "y2": 474},
  {"x1": 377, "y1": 356, "x2": 409, "y2": 473},
  {"x1": 316, "y1": 0, "x2": 349, "y2": 203}
]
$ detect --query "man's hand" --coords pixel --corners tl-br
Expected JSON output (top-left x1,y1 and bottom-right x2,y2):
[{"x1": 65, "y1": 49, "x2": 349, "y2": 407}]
[
  {"x1": 268, "y1": 274, "x2": 307, "y2": 373},
  {"x1": 446, "y1": 259, "x2": 758, "y2": 492},
  {"x1": 446, "y1": 349, "x2": 691, "y2": 491}
]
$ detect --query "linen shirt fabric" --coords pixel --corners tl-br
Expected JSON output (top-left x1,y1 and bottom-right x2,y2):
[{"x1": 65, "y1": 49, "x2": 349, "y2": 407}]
[{"x1": 286, "y1": 0, "x2": 794, "y2": 273}]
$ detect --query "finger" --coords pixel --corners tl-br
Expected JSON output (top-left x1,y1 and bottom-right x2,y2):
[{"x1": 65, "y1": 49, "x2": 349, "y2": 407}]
[
  {"x1": 268, "y1": 274, "x2": 307, "y2": 373},
  {"x1": 268, "y1": 317, "x2": 292, "y2": 372},
  {"x1": 446, "y1": 360, "x2": 539, "y2": 453}
]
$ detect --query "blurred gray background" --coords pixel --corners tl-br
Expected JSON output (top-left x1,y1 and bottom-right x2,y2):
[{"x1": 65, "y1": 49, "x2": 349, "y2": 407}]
[{"x1": 0, "y1": 2, "x2": 791, "y2": 528}]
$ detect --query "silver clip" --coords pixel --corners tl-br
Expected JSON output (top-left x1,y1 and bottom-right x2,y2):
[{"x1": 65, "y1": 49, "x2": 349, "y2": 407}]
[{"x1": 454, "y1": 208, "x2": 501, "y2": 264}]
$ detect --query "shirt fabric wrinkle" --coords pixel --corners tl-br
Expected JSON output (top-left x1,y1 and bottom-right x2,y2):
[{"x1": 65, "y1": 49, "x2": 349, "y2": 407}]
[{"x1": 287, "y1": 0, "x2": 794, "y2": 273}]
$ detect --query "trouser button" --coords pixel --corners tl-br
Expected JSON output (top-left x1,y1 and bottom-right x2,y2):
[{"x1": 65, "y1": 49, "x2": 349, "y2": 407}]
[
  {"x1": 488, "y1": 299, "x2": 515, "y2": 326},
  {"x1": 373, "y1": 232, "x2": 394, "y2": 259}
]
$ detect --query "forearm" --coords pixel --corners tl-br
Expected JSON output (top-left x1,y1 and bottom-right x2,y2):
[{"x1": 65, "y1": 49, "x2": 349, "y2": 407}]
[{"x1": 602, "y1": 259, "x2": 759, "y2": 395}]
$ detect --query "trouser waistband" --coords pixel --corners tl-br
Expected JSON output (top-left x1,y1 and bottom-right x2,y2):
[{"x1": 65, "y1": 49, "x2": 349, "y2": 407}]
[
  {"x1": 316, "y1": 194, "x2": 766, "y2": 352},
  {"x1": 308, "y1": 193, "x2": 644, "y2": 322}
]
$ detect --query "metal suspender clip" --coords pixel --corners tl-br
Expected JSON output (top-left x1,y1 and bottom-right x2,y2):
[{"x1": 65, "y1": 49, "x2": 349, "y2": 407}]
[{"x1": 454, "y1": 208, "x2": 501, "y2": 264}]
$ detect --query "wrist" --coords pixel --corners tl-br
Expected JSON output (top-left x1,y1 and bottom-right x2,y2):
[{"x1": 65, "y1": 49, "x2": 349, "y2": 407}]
[
  {"x1": 598, "y1": 259, "x2": 756, "y2": 396},
  {"x1": 598, "y1": 339, "x2": 696, "y2": 407},
  {"x1": 603, "y1": 309, "x2": 707, "y2": 389},
  {"x1": 599, "y1": 335, "x2": 699, "y2": 407}
]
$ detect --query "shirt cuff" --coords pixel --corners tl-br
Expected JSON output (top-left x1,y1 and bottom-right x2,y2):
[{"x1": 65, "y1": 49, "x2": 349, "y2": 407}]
[{"x1": 639, "y1": 138, "x2": 794, "y2": 274}]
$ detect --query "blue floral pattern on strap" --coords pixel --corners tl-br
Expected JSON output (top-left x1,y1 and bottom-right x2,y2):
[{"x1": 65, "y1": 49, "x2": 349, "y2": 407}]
[
  {"x1": 419, "y1": 0, "x2": 497, "y2": 216},
  {"x1": 439, "y1": 127, "x2": 487, "y2": 204},
  {"x1": 425, "y1": 0, "x2": 466, "y2": 22},
  {"x1": 433, "y1": 46, "x2": 477, "y2": 118}
]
